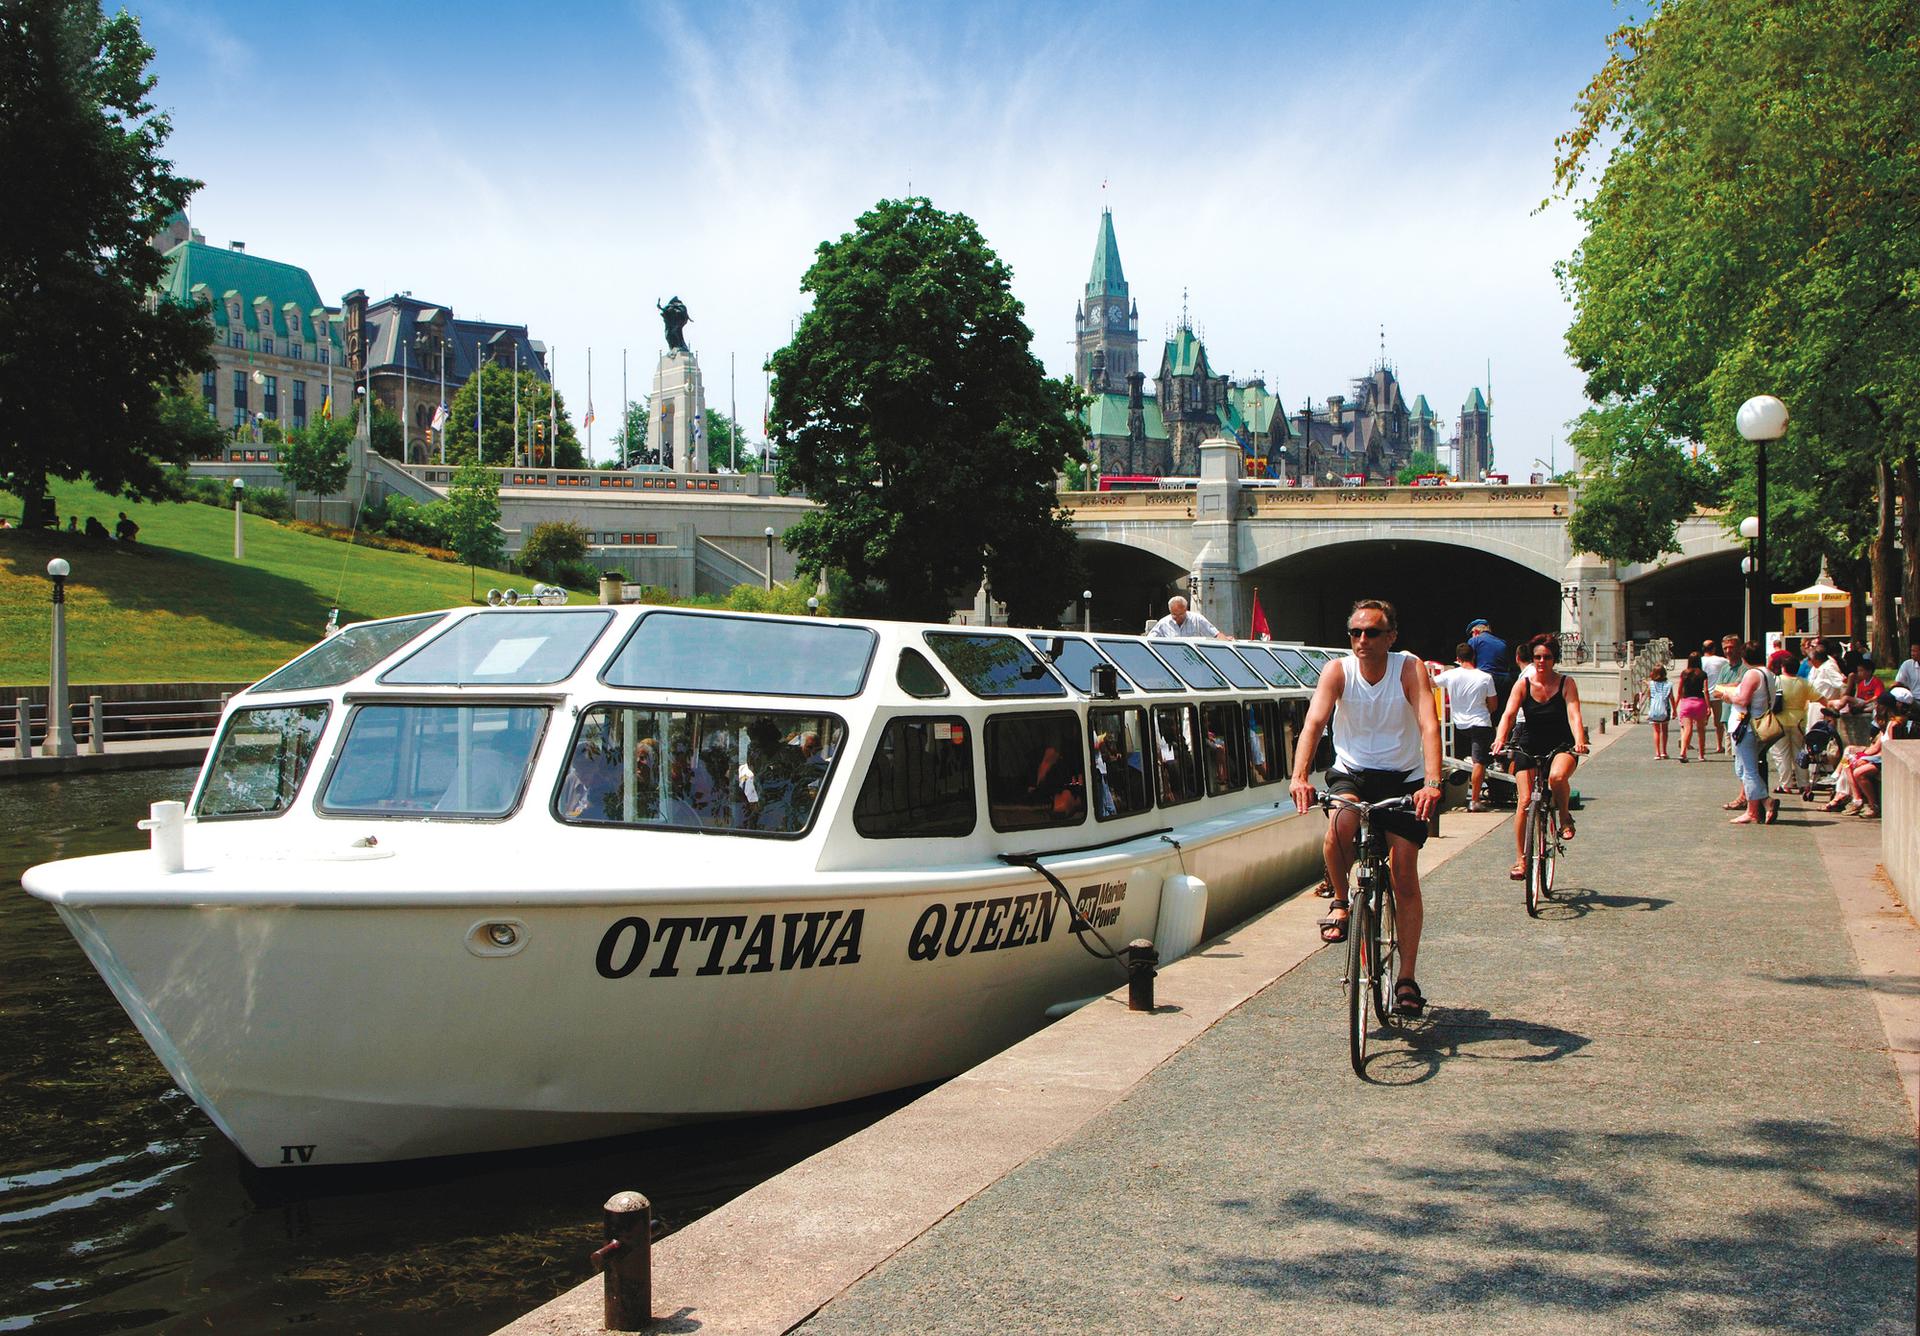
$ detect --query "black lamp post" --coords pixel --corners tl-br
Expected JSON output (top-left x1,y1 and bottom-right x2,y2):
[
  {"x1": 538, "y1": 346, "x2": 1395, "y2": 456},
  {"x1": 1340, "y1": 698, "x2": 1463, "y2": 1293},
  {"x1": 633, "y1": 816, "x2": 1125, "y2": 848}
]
[{"x1": 1737, "y1": 396, "x2": 1788, "y2": 649}]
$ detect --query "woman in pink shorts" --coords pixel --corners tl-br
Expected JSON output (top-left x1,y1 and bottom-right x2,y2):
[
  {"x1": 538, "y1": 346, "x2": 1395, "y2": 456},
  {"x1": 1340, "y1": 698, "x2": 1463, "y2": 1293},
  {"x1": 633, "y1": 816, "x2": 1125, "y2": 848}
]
[{"x1": 1675, "y1": 652, "x2": 1710, "y2": 762}]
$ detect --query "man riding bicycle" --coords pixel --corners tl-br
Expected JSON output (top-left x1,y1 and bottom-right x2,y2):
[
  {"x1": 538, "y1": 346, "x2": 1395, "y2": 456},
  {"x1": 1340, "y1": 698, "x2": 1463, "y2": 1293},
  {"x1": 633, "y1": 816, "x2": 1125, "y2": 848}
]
[{"x1": 1290, "y1": 598, "x2": 1445, "y2": 1017}]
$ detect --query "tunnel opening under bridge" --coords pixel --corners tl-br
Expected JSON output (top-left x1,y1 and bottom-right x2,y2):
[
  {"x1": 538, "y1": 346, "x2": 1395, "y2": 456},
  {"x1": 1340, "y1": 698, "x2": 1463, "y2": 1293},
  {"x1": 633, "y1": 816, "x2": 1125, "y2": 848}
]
[{"x1": 1249, "y1": 540, "x2": 1560, "y2": 663}]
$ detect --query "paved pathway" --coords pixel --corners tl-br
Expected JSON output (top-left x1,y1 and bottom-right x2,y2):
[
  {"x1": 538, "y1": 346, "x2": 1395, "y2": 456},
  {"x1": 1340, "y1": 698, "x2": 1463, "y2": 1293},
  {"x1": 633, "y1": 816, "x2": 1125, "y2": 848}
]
[{"x1": 798, "y1": 737, "x2": 1917, "y2": 1334}]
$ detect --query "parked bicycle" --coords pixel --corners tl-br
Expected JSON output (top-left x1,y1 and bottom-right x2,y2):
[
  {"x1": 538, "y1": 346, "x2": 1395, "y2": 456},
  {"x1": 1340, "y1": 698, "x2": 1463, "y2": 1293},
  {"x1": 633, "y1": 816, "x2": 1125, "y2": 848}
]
[
  {"x1": 1498, "y1": 746, "x2": 1575, "y2": 916},
  {"x1": 1313, "y1": 789, "x2": 1418, "y2": 1074}
]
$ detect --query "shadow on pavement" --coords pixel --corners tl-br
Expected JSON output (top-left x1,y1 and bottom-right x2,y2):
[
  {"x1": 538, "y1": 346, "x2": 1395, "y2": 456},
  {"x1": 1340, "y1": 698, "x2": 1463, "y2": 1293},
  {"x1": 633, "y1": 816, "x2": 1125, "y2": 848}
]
[
  {"x1": 1761, "y1": 972, "x2": 1920, "y2": 997},
  {"x1": 1534, "y1": 889, "x2": 1675, "y2": 917},
  {"x1": 1190, "y1": 1119, "x2": 1916, "y2": 1330},
  {"x1": 1356, "y1": 1008, "x2": 1592, "y2": 1086}
]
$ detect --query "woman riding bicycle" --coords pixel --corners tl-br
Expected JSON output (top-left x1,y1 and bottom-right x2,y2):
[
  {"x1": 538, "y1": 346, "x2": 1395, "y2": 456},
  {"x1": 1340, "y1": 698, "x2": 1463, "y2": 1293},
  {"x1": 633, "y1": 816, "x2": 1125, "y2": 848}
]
[{"x1": 1491, "y1": 634, "x2": 1590, "y2": 881}]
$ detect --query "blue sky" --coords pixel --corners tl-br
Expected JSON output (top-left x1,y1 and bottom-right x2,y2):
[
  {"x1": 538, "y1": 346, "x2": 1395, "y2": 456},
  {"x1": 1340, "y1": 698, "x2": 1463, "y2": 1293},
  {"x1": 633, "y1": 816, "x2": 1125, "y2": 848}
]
[{"x1": 137, "y1": 0, "x2": 1636, "y2": 470}]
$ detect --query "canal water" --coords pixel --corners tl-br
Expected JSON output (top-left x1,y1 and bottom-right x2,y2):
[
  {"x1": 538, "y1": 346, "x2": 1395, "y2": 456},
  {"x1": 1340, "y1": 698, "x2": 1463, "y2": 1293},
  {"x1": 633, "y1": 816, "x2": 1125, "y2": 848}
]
[{"x1": 0, "y1": 770, "x2": 916, "y2": 1334}]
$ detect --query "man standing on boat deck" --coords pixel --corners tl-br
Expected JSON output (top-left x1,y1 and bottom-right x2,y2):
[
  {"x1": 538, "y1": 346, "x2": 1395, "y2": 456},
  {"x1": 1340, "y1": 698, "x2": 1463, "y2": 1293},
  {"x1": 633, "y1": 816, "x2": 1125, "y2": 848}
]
[
  {"x1": 1149, "y1": 595, "x2": 1231, "y2": 640},
  {"x1": 1290, "y1": 598, "x2": 1445, "y2": 1018}
]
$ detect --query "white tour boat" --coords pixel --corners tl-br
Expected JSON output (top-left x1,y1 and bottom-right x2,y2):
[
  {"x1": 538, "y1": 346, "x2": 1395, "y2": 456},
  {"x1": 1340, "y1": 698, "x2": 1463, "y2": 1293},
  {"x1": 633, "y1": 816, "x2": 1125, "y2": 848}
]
[{"x1": 24, "y1": 605, "x2": 1345, "y2": 1167}]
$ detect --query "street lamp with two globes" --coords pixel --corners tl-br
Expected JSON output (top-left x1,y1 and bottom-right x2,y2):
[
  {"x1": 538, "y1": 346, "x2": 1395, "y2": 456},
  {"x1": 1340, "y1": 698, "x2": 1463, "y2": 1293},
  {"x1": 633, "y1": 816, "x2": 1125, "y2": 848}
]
[{"x1": 1736, "y1": 395, "x2": 1789, "y2": 647}]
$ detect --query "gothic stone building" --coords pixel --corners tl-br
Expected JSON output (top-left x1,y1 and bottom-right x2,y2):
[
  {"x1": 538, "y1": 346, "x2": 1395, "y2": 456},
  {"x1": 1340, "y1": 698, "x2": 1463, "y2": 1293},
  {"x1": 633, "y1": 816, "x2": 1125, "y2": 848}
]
[{"x1": 1074, "y1": 211, "x2": 1489, "y2": 483}]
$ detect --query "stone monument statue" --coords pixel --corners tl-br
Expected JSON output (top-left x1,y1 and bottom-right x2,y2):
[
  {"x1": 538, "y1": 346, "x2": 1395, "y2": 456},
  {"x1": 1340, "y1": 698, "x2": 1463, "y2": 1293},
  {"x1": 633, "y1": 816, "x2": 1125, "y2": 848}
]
[
  {"x1": 657, "y1": 297, "x2": 691, "y2": 353},
  {"x1": 649, "y1": 296, "x2": 706, "y2": 471}
]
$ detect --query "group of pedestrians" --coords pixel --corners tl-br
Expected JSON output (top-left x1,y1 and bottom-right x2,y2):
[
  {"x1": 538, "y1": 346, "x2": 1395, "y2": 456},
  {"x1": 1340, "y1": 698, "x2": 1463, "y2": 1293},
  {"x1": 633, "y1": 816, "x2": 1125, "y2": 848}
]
[{"x1": 1640, "y1": 633, "x2": 1918, "y2": 825}]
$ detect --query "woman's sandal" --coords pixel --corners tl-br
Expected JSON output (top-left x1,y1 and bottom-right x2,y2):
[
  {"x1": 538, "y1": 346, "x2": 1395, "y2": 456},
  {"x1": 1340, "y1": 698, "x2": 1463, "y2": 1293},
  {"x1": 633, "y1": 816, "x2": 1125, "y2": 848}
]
[
  {"x1": 1721, "y1": 799, "x2": 1746, "y2": 811},
  {"x1": 1559, "y1": 816, "x2": 1576, "y2": 839},
  {"x1": 1822, "y1": 798, "x2": 1849, "y2": 813},
  {"x1": 1394, "y1": 978, "x2": 1426, "y2": 1017},
  {"x1": 1509, "y1": 861, "x2": 1527, "y2": 881},
  {"x1": 1317, "y1": 900, "x2": 1350, "y2": 943},
  {"x1": 1765, "y1": 798, "x2": 1779, "y2": 824}
]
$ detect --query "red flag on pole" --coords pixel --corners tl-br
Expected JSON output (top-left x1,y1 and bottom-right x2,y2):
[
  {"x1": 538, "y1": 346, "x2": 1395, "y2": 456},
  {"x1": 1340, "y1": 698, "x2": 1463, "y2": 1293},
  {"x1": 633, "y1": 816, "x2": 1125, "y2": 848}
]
[{"x1": 1250, "y1": 590, "x2": 1271, "y2": 640}]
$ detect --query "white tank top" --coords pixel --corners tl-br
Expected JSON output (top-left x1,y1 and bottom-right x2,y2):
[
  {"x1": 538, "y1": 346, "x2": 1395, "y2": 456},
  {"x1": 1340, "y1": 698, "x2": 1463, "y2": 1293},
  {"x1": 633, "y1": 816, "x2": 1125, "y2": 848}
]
[{"x1": 1332, "y1": 651, "x2": 1424, "y2": 779}]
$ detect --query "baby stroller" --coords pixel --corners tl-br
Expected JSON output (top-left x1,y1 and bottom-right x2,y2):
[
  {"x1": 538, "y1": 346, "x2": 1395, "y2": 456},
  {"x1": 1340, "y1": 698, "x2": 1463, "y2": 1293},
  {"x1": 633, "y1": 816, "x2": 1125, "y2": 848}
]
[{"x1": 1800, "y1": 712, "x2": 1872, "y2": 802}]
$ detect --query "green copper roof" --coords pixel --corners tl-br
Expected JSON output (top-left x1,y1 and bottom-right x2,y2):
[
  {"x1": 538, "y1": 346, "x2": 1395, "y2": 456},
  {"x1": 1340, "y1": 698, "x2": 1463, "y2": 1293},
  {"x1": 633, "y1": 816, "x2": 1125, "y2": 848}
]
[
  {"x1": 1228, "y1": 383, "x2": 1286, "y2": 437},
  {"x1": 1161, "y1": 326, "x2": 1206, "y2": 378},
  {"x1": 1086, "y1": 208, "x2": 1127, "y2": 297},
  {"x1": 1463, "y1": 387, "x2": 1488, "y2": 412},
  {"x1": 159, "y1": 241, "x2": 339, "y2": 344},
  {"x1": 1411, "y1": 394, "x2": 1433, "y2": 418},
  {"x1": 1083, "y1": 391, "x2": 1168, "y2": 441}
]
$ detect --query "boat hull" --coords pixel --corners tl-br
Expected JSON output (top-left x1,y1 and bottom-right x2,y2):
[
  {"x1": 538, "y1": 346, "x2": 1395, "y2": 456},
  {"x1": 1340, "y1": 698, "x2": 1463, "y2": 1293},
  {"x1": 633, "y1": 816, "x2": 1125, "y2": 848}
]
[{"x1": 40, "y1": 812, "x2": 1323, "y2": 1167}]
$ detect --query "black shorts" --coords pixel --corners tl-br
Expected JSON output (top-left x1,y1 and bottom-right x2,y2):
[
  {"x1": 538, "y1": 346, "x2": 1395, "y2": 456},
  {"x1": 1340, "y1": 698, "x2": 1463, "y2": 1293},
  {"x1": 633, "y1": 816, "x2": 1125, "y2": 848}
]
[
  {"x1": 1456, "y1": 724, "x2": 1494, "y2": 765},
  {"x1": 1327, "y1": 767, "x2": 1430, "y2": 848},
  {"x1": 1510, "y1": 737, "x2": 1574, "y2": 772}
]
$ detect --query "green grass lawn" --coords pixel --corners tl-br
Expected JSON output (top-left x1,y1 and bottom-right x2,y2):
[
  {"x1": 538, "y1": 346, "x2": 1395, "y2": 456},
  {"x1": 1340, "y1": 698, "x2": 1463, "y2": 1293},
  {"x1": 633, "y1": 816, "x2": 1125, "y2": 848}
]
[{"x1": 0, "y1": 480, "x2": 581, "y2": 684}]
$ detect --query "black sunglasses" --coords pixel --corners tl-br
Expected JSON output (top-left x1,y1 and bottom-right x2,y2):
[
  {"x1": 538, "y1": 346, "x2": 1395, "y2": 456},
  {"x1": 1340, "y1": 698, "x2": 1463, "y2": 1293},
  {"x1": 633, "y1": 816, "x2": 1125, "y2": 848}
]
[{"x1": 1347, "y1": 626, "x2": 1388, "y2": 639}]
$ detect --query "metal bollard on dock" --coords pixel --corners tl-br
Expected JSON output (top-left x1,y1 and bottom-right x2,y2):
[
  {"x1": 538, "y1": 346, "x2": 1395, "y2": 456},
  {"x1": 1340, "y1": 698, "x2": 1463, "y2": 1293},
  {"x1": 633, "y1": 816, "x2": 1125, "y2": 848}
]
[
  {"x1": 1126, "y1": 939, "x2": 1158, "y2": 1012},
  {"x1": 591, "y1": 1190, "x2": 653, "y2": 1331},
  {"x1": 88, "y1": 695, "x2": 105, "y2": 755}
]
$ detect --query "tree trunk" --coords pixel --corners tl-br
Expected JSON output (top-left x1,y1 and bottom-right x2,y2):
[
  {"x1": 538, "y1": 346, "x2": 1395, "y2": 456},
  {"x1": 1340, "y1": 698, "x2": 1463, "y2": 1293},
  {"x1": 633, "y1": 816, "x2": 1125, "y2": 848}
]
[
  {"x1": 16, "y1": 469, "x2": 52, "y2": 530},
  {"x1": 1871, "y1": 454, "x2": 1896, "y2": 664},
  {"x1": 1899, "y1": 445, "x2": 1918, "y2": 651}
]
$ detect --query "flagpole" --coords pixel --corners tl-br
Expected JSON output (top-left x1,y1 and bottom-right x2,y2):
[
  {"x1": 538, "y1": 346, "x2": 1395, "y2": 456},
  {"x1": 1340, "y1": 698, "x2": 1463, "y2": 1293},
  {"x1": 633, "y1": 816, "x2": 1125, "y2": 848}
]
[
  {"x1": 548, "y1": 344, "x2": 557, "y2": 469},
  {"x1": 621, "y1": 348, "x2": 628, "y2": 470},
  {"x1": 513, "y1": 343, "x2": 521, "y2": 468},
  {"x1": 587, "y1": 347, "x2": 594, "y2": 462},
  {"x1": 730, "y1": 351, "x2": 737, "y2": 472},
  {"x1": 476, "y1": 343, "x2": 484, "y2": 464},
  {"x1": 438, "y1": 336, "x2": 446, "y2": 465},
  {"x1": 401, "y1": 314, "x2": 409, "y2": 462}
]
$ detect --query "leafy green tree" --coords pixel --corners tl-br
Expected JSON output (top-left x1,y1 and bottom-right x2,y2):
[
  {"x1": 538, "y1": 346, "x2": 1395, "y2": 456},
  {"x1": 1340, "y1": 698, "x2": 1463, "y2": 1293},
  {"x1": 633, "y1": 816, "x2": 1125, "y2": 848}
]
[
  {"x1": 1552, "y1": 0, "x2": 1920, "y2": 651},
  {"x1": 767, "y1": 197, "x2": 1085, "y2": 621},
  {"x1": 1564, "y1": 399, "x2": 1716, "y2": 565},
  {"x1": 518, "y1": 520, "x2": 590, "y2": 584},
  {"x1": 443, "y1": 459, "x2": 503, "y2": 582},
  {"x1": 1394, "y1": 450, "x2": 1441, "y2": 485},
  {"x1": 0, "y1": 1, "x2": 211, "y2": 529},
  {"x1": 354, "y1": 400, "x2": 402, "y2": 461},
  {"x1": 280, "y1": 414, "x2": 354, "y2": 518},
  {"x1": 443, "y1": 365, "x2": 583, "y2": 468},
  {"x1": 611, "y1": 399, "x2": 649, "y2": 467},
  {"x1": 156, "y1": 387, "x2": 224, "y2": 463}
]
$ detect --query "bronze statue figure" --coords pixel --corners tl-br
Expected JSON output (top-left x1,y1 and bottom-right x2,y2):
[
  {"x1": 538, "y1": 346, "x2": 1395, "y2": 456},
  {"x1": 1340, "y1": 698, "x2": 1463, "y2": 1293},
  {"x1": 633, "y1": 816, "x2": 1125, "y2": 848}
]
[{"x1": 657, "y1": 296, "x2": 691, "y2": 353}]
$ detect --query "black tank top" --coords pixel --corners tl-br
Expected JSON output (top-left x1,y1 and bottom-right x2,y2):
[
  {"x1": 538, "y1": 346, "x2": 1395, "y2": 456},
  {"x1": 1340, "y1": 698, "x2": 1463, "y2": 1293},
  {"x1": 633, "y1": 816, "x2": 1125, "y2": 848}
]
[{"x1": 1519, "y1": 674, "x2": 1575, "y2": 752}]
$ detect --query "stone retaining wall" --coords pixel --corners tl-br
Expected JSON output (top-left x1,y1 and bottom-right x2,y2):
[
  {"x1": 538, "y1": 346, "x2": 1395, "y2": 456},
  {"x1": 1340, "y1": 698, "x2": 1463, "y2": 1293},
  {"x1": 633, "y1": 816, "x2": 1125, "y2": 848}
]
[{"x1": 1883, "y1": 740, "x2": 1920, "y2": 904}]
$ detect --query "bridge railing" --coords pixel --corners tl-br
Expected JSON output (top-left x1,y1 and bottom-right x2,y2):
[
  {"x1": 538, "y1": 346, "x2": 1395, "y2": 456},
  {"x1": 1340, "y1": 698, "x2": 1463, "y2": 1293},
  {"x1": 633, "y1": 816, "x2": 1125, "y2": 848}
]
[{"x1": 4, "y1": 691, "x2": 235, "y2": 758}]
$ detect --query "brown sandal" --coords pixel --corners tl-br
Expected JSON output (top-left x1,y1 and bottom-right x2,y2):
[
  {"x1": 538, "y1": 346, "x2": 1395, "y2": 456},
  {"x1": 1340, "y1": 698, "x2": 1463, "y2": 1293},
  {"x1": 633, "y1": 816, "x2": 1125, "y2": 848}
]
[{"x1": 1318, "y1": 901, "x2": 1350, "y2": 943}]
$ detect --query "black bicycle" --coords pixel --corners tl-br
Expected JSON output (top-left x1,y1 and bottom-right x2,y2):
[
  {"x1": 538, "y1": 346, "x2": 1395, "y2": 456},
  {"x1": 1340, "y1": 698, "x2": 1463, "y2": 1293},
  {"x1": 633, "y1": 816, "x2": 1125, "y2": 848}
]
[
  {"x1": 1502, "y1": 746, "x2": 1574, "y2": 917},
  {"x1": 1316, "y1": 790, "x2": 1417, "y2": 1074}
]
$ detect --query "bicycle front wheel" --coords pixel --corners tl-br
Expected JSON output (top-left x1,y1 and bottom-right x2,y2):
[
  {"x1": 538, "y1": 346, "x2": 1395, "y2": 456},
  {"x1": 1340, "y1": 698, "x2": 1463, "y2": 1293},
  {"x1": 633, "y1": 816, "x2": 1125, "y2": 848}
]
[
  {"x1": 1347, "y1": 888, "x2": 1373, "y2": 1076},
  {"x1": 1372, "y1": 877, "x2": 1399, "y2": 1026},
  {"x1": 1525, "y1": 799, "x2": 1546, "y2": 917}
]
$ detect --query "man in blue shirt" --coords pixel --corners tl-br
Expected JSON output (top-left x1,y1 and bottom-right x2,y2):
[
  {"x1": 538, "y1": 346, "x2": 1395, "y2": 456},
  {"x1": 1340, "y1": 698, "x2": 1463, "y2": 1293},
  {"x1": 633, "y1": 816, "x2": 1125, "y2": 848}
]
[{"x1": 1468, "y1": 618, "x2": 1512, "y2": 702}]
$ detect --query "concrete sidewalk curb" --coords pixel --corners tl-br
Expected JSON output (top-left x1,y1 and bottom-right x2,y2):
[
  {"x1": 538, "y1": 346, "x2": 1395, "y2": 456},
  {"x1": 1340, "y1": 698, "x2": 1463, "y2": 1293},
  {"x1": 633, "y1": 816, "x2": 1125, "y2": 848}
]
[
  {"x1": 1813, "y1": 813, "x2": 1920, "y2": 1125},
  {"x1": 495, "y1": 805, "x2": 1519, "y2": 1336}
]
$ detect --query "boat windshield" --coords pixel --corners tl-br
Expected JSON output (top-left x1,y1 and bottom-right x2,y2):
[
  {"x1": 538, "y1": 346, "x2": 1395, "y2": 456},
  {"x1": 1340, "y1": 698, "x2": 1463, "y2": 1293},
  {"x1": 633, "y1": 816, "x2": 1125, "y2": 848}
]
[
  {"x1": 604, "y1": 612, "x2": 875, "y2": 697},
  {"x1": 253, "y1": 615, "x2": 444, "y2": 693},
  {"x1": 1022, "y1": 634, "x2": 1132, "y2": 694},
  {"x1": 923, "y1": 633, "x2": 1065, "y2": 699},
  {"x1": 319, "y1": 704, "x2": 548, "y2": 818},
  {"x1": 382, "y1": 610, "x2": 614, "y2": 686},
  {"x1": 195, "y1": 703, "x2": 330, "y2": 818},
  {"x1": 556, "y1": 705, "x2": 845, "y2": 835},
  {"x1": 1195, "y1": 643, "x2": 1267, "y2": 690},
  {"x1": 1095, "y1": 639, "x2": 1183, "y2": 691}
]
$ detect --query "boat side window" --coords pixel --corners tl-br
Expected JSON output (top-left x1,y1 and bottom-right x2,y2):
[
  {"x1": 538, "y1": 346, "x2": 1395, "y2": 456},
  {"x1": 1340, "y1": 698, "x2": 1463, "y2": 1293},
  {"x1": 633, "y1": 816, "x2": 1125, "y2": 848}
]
[
  {"x1": 320, "y1": 704, "x2": 547, "y2": 818},
  {"x1": 1237, "y1": 643, "x2": 1304, "y2": 688},
  {"x1": 1152, "y1": 704, "x2": 1204, "y2": 807},
  {"x1": 1196, "y1": 643, "x2": 1266, "y2": 690},
  {"x1": 1095, "y1": 639, "x2": 1182, "y2": 691},
  {"x1": 1150, "y1": 641, "x2": 1229, "y2": 690},
  {"x1": 253, "y1": 615, "x2": 443, "y2": 692},
  {"x1": 896, "y1": 648, "x2": 950, "y2": 699},
  {"x1": 1028, "y1": 635, "x2": 1133, "y2": 695},
  {"x1": 924, "y1": 632, "x2": 1066, "y2": 699},
  {"x1": 556, "y1": 706, "x2": 845, "y2": 835},
  {"x1": 986, "y1": 711, "x2": 1086, "y2": 831},
  {"x1": 382, "y1": 610, "x2": 614, "y2": 685},
  {"x1": 853, "y1": 716, "x2": 975, "y2": 838},
  {"x1": 1088, "y1": 706, "x2": 1153, "y2": 820},
  {"x1": 1201, "y1": 702, "x2": 1247, "y2": 795},
  {"x1": 1245, "y1": 699, "x2": 1284, "y2": 787},
  {"x1": 604, "y1": 611, "x2": 876, "y2": 696},
  {"x1": 195, "y1": 703, "x2": 330, "y2": 818},
  {"x1": 1270, "y1": 646, "x2": 1317, "y2": 685}
]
